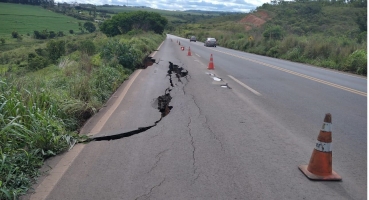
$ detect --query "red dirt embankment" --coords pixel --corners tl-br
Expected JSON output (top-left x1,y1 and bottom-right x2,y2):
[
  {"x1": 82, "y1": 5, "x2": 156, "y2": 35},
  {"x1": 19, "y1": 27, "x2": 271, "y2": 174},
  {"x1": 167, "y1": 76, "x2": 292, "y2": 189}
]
[{"x1": 239, "y1": 10, "x2": 270, "y2": 31}]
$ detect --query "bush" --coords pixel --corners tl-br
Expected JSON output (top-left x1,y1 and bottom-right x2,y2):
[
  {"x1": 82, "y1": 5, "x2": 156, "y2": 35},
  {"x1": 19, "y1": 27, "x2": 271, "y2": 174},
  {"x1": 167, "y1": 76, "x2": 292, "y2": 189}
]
[
  {"x1": 35, "y1": 48, "x2": 48, "y2": 57},
  {"x1": 263, "y1": 25, "x2": 284, "y2": 40},
  {"x1": 79, "y1": 40, "x2": 96, "y2": 56},
  {"x1": 46, "y1": 40, "x2": 66, "y2": 62},
  {"x1": 11, "y1": 31, "x2": 19, "y2": 38},
  {"x1": 344, "y1": 49, "x2": 367, "y2": 75},
  {"x1": 83, "y1": 22, "x2": 96, "y2": 33},
  {"x1": 34, "y1": 30, "x2": 49, "y2": 39},
  {"x1": 17, "y1": 35, "x2": 23, "y2": 41},
  {"x1": 69, "y1": 30, "x2": 74, "y2": 34},
  {"x1": 49, "y1": 31, "x2": 56, "y2": 39},
  {"x1": 0, "y1": 38, "x2": 5, "y2": 44},
  {"x1": 57, "y1": 31, "x2": 64, "y2": 37},
  {"x1": 28, "y1": 53, "x2": 48, "y2": 70},
  {"x1": 66, "y1": 42, "x2": 79, "y2": 54},
  {"x1": 101, "y1": 39, "x2": 140, "y2": 69}
]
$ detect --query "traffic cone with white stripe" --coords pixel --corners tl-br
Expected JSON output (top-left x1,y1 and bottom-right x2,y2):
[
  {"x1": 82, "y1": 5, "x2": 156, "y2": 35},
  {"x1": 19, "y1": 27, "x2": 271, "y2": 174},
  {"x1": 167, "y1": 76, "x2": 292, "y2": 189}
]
[
  {"x1": 188, "y1": 46, "x2": 192, "y2": 56},
  {"x1": 208, "y1": 54, "x2": 214, "y2": 70},
  {"x1": 298, "y1": 113, "x2": 342, "y2": 181}
]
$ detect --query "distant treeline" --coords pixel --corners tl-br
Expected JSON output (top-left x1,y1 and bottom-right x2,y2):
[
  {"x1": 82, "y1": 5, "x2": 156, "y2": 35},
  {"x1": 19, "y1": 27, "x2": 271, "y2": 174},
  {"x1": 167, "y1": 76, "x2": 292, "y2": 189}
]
[
  {"x1": 100, "y1": 11, "x2": 168, "y2": 36},
  {"x1": 0, "y1": 0, "x2": 115, "y2": 16},
  {"x1": 0, "y1": 0, "x2": 54, "y2": 6}
]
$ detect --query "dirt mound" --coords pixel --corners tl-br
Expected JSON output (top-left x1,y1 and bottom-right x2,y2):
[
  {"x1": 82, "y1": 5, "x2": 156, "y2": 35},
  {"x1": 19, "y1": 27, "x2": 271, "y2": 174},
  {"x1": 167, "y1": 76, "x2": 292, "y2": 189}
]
[{"x1": 239, "y1": 10, "x2": 270, "y2": 31}]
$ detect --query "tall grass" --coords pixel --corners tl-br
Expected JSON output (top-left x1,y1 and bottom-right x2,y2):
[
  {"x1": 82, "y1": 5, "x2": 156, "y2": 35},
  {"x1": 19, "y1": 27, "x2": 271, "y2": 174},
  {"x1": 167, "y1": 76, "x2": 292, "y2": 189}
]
[{"x1": 0, "y1": 32, "x2": 165, "y2": 199}]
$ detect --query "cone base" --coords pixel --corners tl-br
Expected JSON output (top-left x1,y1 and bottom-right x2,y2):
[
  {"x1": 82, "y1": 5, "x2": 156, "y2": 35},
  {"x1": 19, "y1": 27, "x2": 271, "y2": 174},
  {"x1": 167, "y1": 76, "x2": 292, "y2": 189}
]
[{"x1": 298, "y1": 165, "x2": 342, "y2": 181}]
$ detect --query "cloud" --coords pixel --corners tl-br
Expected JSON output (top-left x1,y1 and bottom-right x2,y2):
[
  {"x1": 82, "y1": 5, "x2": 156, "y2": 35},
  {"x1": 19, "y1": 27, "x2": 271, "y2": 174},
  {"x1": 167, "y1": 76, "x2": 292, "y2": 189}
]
[{"x1": 57, "y1": 0, "x2": 270, "y2": 12}]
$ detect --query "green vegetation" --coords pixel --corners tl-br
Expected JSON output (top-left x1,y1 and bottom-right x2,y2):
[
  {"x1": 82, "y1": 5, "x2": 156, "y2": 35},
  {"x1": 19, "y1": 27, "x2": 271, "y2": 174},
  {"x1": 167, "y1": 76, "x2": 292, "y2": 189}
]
[
  {"x1": 100, "y1": 11, "x2": 168, "y2": 36},
  {"x1": 0, "y1": 3, "x2": 83, "y2": 37},
  {"x1": 0, "y1": 32, "x2": 165, "y2": 199},
  {"x1": 175, "y1": 0, "x2": 367, "y2": 75},
  {"x1": 0, "y1": 3, "x2": 166, "y2": 199}
]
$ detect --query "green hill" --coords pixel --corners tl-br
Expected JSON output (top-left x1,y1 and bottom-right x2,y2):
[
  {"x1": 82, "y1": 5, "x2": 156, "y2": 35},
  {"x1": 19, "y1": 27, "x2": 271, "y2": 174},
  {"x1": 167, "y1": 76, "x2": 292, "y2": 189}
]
[
  {"x1": 175, "y1": 0, "x2": 367, "y2": 75},
  {"x1": 0, "y1": 3, "x2": 84, "y2": 37}
]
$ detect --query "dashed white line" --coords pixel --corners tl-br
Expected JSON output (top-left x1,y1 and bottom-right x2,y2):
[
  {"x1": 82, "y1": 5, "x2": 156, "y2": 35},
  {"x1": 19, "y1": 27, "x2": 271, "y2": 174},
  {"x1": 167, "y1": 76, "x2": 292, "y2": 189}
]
[{"x1": 228, "y1": 75, "x2": 261, "y2": 96}]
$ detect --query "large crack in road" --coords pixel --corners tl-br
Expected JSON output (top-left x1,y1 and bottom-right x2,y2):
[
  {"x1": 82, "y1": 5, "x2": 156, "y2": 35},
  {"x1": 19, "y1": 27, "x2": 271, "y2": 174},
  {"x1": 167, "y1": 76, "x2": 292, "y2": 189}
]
[{"x1": 87, "y1": 61, "x2": 189, "y2": 142}]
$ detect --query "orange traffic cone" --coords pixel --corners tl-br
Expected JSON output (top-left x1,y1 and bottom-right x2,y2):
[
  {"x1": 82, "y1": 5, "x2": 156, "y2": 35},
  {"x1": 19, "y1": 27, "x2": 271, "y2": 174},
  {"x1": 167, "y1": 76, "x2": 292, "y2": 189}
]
[
  {"x1": 181, "y1": 46, "x2": 184, "y2": 51},
  {"x1": 298, "y1": 113, "x2": 342, "y2": 181},
  {"x1": 187, "y1": 46, "x2": 192, "y2": 56},
  {"x1": 208, "y1": 54, "x2": 214, "y2": 70}
]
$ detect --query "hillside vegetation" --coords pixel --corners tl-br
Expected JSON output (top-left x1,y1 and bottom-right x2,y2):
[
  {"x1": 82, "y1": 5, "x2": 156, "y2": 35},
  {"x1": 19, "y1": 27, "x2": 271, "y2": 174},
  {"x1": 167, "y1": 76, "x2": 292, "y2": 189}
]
[
  {"x1": 175, "y1": 0, "x2": 367, "y2": 75},
  {"x1": 0, "y1": 3, "x2": 166, "y2": 198}
]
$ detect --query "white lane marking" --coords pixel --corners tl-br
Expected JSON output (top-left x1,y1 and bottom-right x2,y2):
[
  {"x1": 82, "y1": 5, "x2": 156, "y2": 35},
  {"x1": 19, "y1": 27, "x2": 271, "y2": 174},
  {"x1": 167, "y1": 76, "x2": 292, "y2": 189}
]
[
  {"x1": 30, "y1": 70, "x2": 143, "y2": 200},
  {"x1": 196, "y1": 53, "x2": 201, "y2": 57},
  {"x1": 228, "y1": 75, "x2": 261, "y2": 96}
]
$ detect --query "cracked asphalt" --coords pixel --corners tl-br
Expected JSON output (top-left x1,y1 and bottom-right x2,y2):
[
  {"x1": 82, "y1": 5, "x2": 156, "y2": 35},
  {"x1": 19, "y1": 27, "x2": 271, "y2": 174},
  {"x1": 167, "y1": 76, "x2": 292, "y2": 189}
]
[{"x1": 26, "y1": 36, "x2": 366, "y2": 200}]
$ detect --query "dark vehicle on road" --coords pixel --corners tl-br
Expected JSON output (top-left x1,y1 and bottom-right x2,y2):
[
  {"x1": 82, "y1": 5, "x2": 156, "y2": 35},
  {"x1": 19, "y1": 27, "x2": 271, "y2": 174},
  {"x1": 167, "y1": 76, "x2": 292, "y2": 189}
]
[
  {"x1": 190, "y1": 36, "x2": 196, "y2": 42},
  {"x1": 204, "y1": 38, "x2": 217, "y2": 47}
]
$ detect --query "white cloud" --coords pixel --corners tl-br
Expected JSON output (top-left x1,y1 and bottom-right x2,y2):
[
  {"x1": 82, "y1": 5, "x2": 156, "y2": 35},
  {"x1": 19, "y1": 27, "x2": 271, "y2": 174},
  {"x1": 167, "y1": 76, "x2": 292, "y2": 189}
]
[{"x1": 56, "y1": 0, "x2": 269, "y2": 12}]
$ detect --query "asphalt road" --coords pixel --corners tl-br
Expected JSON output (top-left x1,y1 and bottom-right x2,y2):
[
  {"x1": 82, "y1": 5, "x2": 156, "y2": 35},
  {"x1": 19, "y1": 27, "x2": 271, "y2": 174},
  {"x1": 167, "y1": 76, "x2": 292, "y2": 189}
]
[{"x1": 28, "y1": 35, "x2": 367, "y2": 200}]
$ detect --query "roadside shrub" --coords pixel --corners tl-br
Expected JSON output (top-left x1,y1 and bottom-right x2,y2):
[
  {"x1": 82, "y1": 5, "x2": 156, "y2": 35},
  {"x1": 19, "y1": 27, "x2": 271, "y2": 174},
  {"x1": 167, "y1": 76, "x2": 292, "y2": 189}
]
[
  {"x1": 0, "y1": 38, "x2": 5, "y2": 44},
  {"x1": 69, "y1": 30, "x2": 74, "y2": 34},
  {"x1": 127, "y1": 29, "x2": 144, "y2": 36},
  {"x1": 320, "y1": 59, "x2": 338, "y2": 69},
  {"x1": 101, "y1": 39, "x2": 140, "y2": 70},
  {"x1": 282, "y1": 47, "x2": 301, "y2": 61},
  {"x1": 344, "y1": 49, "x2": 367, "y2": 75},
  {"x1": 263, "y1": 25, "x2": 284, "y2": 40},
  {"x1": 266, "y1": 45, "x2": 280, "y2": 57}
]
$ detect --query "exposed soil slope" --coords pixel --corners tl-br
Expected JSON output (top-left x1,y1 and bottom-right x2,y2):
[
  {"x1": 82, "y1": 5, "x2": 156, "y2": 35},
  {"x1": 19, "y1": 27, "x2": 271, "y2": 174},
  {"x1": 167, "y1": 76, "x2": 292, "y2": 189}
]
[{"x1": 239, "y1": 10, "x2": 270, "y2": 31}]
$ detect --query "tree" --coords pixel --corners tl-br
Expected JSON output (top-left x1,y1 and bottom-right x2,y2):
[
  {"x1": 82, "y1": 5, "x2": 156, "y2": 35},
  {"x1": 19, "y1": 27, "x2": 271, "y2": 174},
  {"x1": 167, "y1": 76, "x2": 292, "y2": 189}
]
[
  {"x1": 83, "y1": 22, "x2": 96, "y2": 33},
  {"x1": 100, "y1": 11, "x2": 168, "y2": 36},
  {"x1": 356, "y1": 11, "x2": 367, "y2": 32},
  {"x1": 263, "y1": 25, "x2": 284, "y2": 40},
  {"x1": 46, "y1": 40, "x2": 65, "y2": 62},
  {"x1": 79, "y1": 40, "x2": 96, "y2": 56},
  {"x1": 11, "y1": 31, "x2": 19, "y2": 38}
]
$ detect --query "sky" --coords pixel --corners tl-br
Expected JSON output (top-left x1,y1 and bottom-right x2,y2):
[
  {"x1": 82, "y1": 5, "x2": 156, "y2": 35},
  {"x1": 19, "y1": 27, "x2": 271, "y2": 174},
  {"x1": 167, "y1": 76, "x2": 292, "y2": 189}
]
[{"x1": 58, "y1": 0, "x2": 271, "y2": 12}]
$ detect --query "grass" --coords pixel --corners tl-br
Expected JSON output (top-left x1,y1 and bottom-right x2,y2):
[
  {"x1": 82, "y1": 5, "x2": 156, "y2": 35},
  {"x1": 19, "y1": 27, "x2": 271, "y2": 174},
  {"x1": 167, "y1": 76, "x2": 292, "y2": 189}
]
[
  {"x1": 0, "y1": 3, "x2": 83, "y2": 37},
  {"x1": 0, "y1": 26, "x2": 165, "y2": 198}
]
